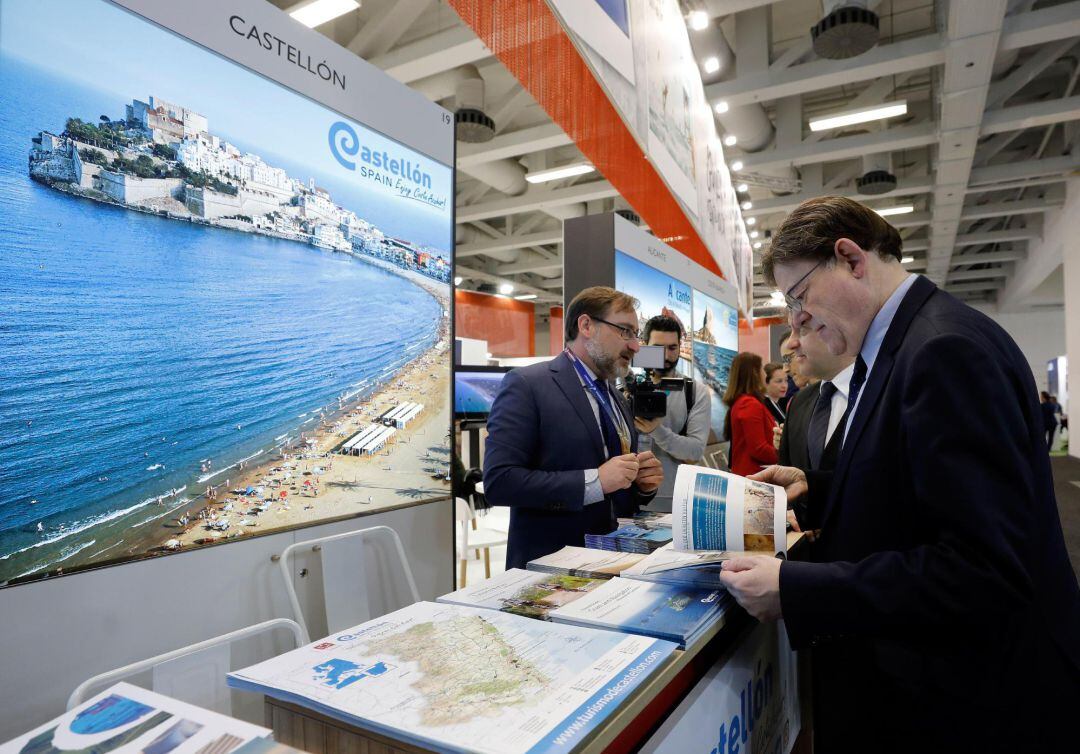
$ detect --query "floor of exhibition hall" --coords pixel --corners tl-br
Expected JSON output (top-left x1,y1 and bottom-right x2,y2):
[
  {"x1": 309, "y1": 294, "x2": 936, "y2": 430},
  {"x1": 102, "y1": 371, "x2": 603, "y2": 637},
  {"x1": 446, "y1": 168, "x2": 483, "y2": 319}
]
[{"x1": 1052, "y1": 455, "x2": 1080, "y2": 584}]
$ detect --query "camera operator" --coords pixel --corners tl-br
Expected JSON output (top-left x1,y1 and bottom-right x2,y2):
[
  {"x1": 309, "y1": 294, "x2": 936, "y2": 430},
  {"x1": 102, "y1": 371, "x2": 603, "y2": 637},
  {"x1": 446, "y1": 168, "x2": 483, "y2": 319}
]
[{"x1": 631, "y1": 315, "x2": 711, "y2": 512}]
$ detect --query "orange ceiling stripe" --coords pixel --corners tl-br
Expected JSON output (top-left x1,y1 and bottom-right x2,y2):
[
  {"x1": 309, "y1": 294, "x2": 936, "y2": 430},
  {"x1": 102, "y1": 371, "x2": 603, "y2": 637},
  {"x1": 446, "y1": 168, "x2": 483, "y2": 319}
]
[{"x1": 447, "y1": 0, "x2": 723, "y2": 279}]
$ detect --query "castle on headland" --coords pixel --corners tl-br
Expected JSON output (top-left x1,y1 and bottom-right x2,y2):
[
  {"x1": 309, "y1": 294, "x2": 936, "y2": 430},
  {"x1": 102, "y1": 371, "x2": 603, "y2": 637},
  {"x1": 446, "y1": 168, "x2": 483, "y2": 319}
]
[{"x1": 28, "y1": 95, "x2": 450, "y2": 282}]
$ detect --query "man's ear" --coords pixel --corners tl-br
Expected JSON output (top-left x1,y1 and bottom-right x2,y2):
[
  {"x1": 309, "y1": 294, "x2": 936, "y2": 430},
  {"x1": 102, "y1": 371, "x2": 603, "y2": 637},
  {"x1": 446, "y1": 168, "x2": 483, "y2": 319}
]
[
  {"x1": 834, "y1": 237, "x2": 868, "y2": 279},
  {"x1": 577, "y1": 314, "x2": 593, "y2": 338}
]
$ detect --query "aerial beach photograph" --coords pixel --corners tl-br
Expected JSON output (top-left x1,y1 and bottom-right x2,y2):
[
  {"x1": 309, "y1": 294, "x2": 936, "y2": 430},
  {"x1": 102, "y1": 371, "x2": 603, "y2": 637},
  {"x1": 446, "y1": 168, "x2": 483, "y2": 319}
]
[{"x1": 0, "y1": 0, "x2": 453, "y2": 585}]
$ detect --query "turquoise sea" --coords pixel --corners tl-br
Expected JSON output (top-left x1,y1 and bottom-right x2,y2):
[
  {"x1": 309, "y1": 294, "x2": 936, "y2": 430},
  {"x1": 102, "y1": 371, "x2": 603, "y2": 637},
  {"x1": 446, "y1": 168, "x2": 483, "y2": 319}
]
[{"x1": 0, "y1": 59, "x2": 443, "y2": 583}]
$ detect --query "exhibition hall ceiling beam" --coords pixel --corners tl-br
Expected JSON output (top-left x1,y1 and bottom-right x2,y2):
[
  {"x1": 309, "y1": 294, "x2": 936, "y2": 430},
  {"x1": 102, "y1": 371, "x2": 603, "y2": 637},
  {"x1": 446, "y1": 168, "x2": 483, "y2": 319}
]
[
  {"x1": 455, "y1": 264, "x2": 560, "y2": 303},
  {"x1": 996, "y1": 1, "x2": 1080, "y2": 52},
  {"x1": 980, "y1": 95, "x2": 1080, "y2": 136},
  {"x1": 967, "y1": 153, "x2": 1080, "y2": 188},
  {"x1": 985, "y1": 39, "x2": 1076, "y2": 109},
  {"x1": 456, "y1": 230, "x2": 564, "y2": 258},
  {"x1": 702, "y1": 0, "x2": 784, "y2": 16},
  {"x1": 739, "y1": 122, "x2": 938, "y2": 172},
  {"x1": 456, "y1": 181, "x2": 618, "y2": 224},
  {"x1": 346, "y1": 0, "x2": 431, "y2": 58},
  {"x1": 945, "y1": 280, "x2": 1006, "y2": 294},
  {"x1": 371, "y1": 26, "x2": 489, "y2": 84},
  {"x1": 954, "y1": 226, "x2": 1041, "y2": 247},
  {"x1": 947, "y1": 267, "x2": 1012, "y2": 282},
  {"x1": 804, "y1": 71, "x2": 914, "y2": 145},
  {"x1": 456, "y1": 124, "x2": 572, "y2": 168},
  {"x1": 705, "y1": 34, "x2": 946, "y2": 107},
  {"x1": 745, "y1": 177, "x2": 935, "y2": 217},
  {"x1": 496, "y1": 255, "x2": 564, "y2": 275}
]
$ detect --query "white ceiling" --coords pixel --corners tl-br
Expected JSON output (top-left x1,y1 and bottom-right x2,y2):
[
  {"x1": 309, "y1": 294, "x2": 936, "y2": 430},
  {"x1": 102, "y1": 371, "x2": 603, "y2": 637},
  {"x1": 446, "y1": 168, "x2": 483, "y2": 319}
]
[{"x1": 279, "y1": 0, "x2": 1080, "y2": 314}]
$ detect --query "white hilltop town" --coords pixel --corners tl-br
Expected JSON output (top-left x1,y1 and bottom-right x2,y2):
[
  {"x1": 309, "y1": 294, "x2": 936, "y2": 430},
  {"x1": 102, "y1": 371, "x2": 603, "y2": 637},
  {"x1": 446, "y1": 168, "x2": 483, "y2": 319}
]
[{"x1": 28, "y1": 95, "x2": 450, "y2": 283}]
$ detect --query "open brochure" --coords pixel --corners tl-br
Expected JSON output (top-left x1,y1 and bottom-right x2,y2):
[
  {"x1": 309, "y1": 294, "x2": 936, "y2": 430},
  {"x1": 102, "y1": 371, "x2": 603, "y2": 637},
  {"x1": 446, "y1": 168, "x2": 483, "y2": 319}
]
[{"x1": 621, "y1": 465, "x2": 786, "y2": 587}]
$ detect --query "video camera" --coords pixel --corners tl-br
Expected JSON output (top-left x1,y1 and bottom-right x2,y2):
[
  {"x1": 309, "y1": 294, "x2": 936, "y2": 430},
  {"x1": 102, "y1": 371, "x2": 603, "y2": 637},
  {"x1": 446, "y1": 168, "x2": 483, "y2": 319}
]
[{"x1": 624, "y1": 346, "x2": 688, "y2": 420}]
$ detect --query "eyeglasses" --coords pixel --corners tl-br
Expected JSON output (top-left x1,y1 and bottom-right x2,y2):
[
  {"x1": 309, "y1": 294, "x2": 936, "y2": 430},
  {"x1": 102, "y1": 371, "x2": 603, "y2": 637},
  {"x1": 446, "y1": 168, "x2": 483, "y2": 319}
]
[
  {"x1": 783, "y1": 258, "x2": 828, "y2": 313},
  {"x1": 592, "y1": 316, "x2": 640, "y2": 341}
]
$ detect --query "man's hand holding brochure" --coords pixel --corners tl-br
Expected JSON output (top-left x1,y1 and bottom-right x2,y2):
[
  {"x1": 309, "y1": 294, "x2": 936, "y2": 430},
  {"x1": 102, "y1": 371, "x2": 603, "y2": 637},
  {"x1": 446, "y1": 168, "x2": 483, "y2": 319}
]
[{"x1": 621, "y1": 464, "x2": 787, "y2": 615}]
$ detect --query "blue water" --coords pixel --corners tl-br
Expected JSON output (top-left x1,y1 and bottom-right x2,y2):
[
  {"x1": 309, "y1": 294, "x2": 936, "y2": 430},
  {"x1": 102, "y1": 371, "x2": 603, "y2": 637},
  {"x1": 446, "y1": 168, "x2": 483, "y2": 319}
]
[
  {"x1": 0, "y1": 59, "x2": 443, "y2": 580},
  {"x1": 693, "y1": 341, "x2": 735, "y2": 442}
]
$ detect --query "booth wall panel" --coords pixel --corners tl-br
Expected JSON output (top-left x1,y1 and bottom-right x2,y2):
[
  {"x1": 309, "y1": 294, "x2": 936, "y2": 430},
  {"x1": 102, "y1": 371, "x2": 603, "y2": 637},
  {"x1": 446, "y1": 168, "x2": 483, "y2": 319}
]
[
  {"x1": 549, "y1": 307, "x2": 563, "y2": 355},
  {"x1": 454, "y1": 290, "x2": 535, "y2": 357},
  {"x1": 0, "y1": 500, "x2": 452, "y2": 740}
]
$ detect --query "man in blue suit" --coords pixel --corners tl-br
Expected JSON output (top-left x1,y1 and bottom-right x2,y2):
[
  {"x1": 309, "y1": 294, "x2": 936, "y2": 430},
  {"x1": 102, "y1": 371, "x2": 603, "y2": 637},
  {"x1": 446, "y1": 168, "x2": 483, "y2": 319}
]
[
  {"x1": 484, "y1": 286, "x2": 663, "y2": 569},
  {"x1": 718, "y1": 196, "x2": 1079, "y2": 751}
]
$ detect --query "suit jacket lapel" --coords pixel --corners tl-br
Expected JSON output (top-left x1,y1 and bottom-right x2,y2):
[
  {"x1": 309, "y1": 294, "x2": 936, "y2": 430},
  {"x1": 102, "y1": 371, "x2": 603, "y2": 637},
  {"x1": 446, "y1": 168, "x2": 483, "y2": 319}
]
[
  {"x1": 550, "y1": 352, "x2": 606, "y2": 461},
  {"x1": 822, "y1": 276, "x2": 938, "y2": 528},
  {"x1": 611, "y1": 382, "x2": 639, "y2": 453}
]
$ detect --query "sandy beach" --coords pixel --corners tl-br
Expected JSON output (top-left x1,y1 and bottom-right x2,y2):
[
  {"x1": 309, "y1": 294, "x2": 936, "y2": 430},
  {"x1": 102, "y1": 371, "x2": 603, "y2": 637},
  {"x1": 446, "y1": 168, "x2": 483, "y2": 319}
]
[{"x1": 134, "y1": 268, "x2": 451, "y2": 554}]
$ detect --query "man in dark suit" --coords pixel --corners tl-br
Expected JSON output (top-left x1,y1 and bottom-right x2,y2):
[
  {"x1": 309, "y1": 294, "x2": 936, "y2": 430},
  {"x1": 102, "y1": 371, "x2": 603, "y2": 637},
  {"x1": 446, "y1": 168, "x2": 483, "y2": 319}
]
[
  {"x1": 483, "y1": 286, "x2": 663, "y2": 569},
  {"x1": 718, "y1": 196, "x2": 1080, "y2": 751},
  {"x1": 779, "y1": 326, "x2": 854, "y2": 530}
]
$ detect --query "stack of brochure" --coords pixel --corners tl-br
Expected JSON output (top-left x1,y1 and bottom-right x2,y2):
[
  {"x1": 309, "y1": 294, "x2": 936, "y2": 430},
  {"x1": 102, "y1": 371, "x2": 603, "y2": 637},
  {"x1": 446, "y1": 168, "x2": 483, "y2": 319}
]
[
  {"x1": 228, "y1": 601, "x2": 678, "y2": 754},
  {"x1": 548, "y1": 577, "x2": 731, "y2": 649},
  {"x1": 526, "y1": 545, "x2": 646, "y2": 579},
  {"x1": 621, "y1": 466, "x2": 788, "y2": 588},
  {"x1": 584, "y1": 525, "x2": 673, "y2": 553},
  {"x1": 436, "y1": 568, "x2": 605, "y2": 620},
  {"x1": 0, "y1": 682, "x2": 270, "y2": 754}
]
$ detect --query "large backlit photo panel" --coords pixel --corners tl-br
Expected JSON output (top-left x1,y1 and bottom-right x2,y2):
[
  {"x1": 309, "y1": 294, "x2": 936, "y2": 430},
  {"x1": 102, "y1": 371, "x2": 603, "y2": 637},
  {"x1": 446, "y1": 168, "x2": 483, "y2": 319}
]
[
  {"x1": 0, "y1": 0, "x2": 452, "y2": 585},
  {"x1": 692, "y1": 289, "x2": 739, "y2": 442},
  {"x1": 614, "y1": 251, "x2": 692, "y2": 372}
]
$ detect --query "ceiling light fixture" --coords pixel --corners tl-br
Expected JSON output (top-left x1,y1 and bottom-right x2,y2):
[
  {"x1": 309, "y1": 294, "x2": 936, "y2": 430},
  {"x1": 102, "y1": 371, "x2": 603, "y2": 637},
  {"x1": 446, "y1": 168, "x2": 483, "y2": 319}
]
[
  {"x1": 730, "y1": 160, "x2": 744, "y2": 172},
  {"x1": 750, "y1": 230, "x2": 759, "y2": 238},
  {"x1": 753, "y1": 241, "x2": 763, "y2": 250},
  {"x1": 736, "y1": 182, "x2": 748, "y2": 193},
  {"x1": 703, "y1": 57, "x2": 721, "y2": 74},
  {"x1": 741, "y1": 200, "x2": 752, "y2": 210},
  {"x1": 524, "y1": 163, "x2": 595, "y2": 184},
  {"x1": 769, "y1": 290, "x2": 786, "y2": 306},
  {"x1": 498, "y1": 283, "x2": 515, "y2": 295},
  {"x1": 714, "y1": 100, "x2": 730, "y2": 114},
  {"x1": 453, "y1": 276, "x2": 462, "y2": 286},
  {"x1": 514, "y1": 293, "x2": 538, "y2": 301},
  {"x1": 746, "y1": 217, "x2": 757, "y2": 226},
  {"x1": 289, "y1": 0, "x2": 359, "y2": 28},
  {"x1": 723, "y1": 134, "x2": 737, "y2": 147},
  {"x1": 808, "y1": 100, "x2": 907, "y2": 132},
  {"x1": 688, "y1": 10, "x2": 709, "y2": 30},
  {"x1": 875, "y1": 204, "x2": 915, "y2": 217},
  {"x1": 901, "y1": 256, "x2": 914, "y2": 264}
]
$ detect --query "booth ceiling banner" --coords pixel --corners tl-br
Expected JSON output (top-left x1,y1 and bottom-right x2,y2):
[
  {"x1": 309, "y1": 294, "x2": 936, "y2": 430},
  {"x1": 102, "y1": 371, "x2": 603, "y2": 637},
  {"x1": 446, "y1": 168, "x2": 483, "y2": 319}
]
[{"x1": 546, "y1": 0, "x2": 754, "y2": 316}]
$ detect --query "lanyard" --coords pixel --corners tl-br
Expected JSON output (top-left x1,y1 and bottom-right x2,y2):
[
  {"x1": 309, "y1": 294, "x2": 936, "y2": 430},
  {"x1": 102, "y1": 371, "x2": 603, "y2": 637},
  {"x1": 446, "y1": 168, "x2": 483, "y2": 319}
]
[{"x1": 565, "y1": 349, "x2": 631, "y2": 454}]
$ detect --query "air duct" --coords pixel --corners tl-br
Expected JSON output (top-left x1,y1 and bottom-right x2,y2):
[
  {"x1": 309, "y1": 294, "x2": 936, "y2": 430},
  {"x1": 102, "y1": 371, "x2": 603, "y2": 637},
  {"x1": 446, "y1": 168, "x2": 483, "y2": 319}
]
[
  {"x1": 411, "y1": 65, "x2": 495, "y2": 143},
  {"x1": 857, "y1": 152, "x2": 897, "y2": 195},
  {"x1": 812, "y1": 1, "x2": 880, "y2": 60}
]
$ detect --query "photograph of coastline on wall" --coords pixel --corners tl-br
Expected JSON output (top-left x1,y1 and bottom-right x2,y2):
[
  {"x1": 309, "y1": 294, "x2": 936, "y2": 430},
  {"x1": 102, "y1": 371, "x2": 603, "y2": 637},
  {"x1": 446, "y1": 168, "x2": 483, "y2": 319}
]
[
  {"x1": 613, "y1": 251, "x2": 693, "y2": 370},
  {"x1": 692, "y1": 289, "x2": 740, "y2": 443},
  {"x1": 0, "y1": 0, "x2": 453, "y2": 586}
]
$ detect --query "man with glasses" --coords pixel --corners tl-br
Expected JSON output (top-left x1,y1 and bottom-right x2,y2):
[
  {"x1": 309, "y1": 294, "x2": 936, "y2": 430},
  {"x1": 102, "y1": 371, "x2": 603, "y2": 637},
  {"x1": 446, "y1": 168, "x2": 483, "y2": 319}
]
[
  {"x1": 484, "y1": 286, "x2": 663, "y2": 569},
  {"x1": 716, "y1": 196, "x2": 1079, "y2": 751}
]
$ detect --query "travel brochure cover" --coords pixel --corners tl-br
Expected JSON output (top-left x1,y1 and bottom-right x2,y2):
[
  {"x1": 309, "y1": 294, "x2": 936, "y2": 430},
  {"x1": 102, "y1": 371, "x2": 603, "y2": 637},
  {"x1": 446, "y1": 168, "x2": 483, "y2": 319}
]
[{"x1": 0, "y1": 0, "x2": 452, "y2": 585}]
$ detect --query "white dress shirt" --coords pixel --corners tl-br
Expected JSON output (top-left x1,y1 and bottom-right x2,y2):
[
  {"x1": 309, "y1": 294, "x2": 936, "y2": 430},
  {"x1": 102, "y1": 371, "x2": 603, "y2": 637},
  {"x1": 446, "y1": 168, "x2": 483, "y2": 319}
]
[{"x1": 824, "y1": 361, "x2": 855, "y2": 444}]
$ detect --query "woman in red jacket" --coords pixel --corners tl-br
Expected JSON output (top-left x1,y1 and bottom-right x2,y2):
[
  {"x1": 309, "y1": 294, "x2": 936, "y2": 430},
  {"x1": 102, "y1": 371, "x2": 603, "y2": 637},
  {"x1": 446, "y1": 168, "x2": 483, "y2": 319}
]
[{"x1": 723, "y1": 352, "x2": 778, "y2": 476}]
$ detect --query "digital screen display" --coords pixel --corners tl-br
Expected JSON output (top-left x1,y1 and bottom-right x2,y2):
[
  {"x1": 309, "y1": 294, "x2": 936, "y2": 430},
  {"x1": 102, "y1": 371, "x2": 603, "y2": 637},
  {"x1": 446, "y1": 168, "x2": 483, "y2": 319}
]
[{"x1": 454, "y1": 370, "x2": 511, "y2": 418}]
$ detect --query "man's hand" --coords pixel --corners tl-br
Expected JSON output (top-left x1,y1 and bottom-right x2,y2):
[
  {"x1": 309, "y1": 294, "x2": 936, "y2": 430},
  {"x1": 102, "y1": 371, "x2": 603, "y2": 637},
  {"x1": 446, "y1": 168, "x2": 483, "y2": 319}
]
[
  {"x1": 634, "y1": 416, "x2": 663, "y2": 434},
  {"x1": 718, "y1": 556, "x2": 783, "y2": 621},
  {"x1": 786, "y1": 509, "x2": 801, "y2": 532},
  {"x1": 772, "y1": 423, "x2": 783, "y2": 450},
  {"x1": 749, "y1": 465, "x2": 807, "y2": 503},
  {"x1": 633, "y1": 450, "x2": 663, "y2": 492},
  {"x1": 599, "y1": 454, "x2": 639, "y2": 494}
]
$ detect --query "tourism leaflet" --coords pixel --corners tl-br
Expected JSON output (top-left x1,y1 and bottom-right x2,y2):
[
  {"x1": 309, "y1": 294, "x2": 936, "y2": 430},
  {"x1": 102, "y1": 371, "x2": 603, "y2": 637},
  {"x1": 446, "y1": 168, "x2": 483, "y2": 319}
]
[
  {"x1": 621, "y1": 466, "x2": 786, "y2": 587},
  {"x1": 0, "y1": 682, "x2": 269, "y2": 754},
  {"x1": 227, "y1": 601, "x2": 677, "y2": 754},
  {"x1": 584, "y1": 526, "x2": 673, "y2": 553},
  {"x1": 526, "y1": 546, "x2": 646, "y2": 579},
  {"x1": 548, "y1": 577, "x2": 731, "y2": 648},
  {"x1": 436, "y1": 568, "x2": 606, "y2": 620}
]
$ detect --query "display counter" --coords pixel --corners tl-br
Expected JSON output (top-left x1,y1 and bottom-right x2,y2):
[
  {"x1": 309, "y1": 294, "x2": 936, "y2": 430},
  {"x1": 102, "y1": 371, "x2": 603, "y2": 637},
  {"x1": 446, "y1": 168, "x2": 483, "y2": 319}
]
[{"x1": 261, "y1": 534, "x2": 808, "y2": 754}]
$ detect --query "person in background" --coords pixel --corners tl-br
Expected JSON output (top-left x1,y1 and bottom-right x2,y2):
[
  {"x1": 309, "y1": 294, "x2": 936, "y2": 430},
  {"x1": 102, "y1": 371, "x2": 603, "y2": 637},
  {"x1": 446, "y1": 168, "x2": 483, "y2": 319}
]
[
  {"x1": 484, "y1": 286, "x2": 663, "y2": 569},
  {"x1": 1041, "y1": 391, "x2": 1059, "y2": 450},
  {"x1": 762, "y1": 362, "x2": 788, "y2": 425},
  {"x1": 723, "y1": 352, "x2": 778, "y2": 476},
  {"x1": 632, "y1": 315, "x2": 711, "y2": 512},
  {"x1": 778, "y1": 330, "x2": 800, "y2": 412}
]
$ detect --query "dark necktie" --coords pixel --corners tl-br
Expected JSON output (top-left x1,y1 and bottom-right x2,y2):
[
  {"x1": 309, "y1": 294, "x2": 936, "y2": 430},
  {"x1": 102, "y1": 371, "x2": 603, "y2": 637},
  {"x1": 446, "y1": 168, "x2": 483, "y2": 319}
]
[
  {"x1": 807, "y1": 381, "x2": 838, "y2": 470},
  {"x1": 837, "y1": 355, "x2": 868, "y2": 450}
]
